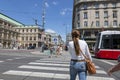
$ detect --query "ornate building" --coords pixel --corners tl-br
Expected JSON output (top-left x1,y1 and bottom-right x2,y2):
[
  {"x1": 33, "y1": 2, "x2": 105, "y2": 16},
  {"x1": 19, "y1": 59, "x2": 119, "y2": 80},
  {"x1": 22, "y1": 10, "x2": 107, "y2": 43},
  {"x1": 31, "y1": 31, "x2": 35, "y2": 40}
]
[
  {"x1": 72, "y1": 0, "x2": 120, "y2": 48},
  {"x1": 14, "y1": 26, "x2": 44, "y2": 49},
  {"x1": 0, "y1": 13, "x2": 24, "y2": 49}
]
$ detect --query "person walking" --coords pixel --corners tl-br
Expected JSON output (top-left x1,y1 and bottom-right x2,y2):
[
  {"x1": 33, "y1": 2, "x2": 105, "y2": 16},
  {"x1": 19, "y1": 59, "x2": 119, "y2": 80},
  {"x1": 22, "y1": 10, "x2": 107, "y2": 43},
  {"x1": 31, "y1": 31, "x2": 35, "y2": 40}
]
[
  {"x1": 49, "y1": 44, "x2": 54, "y2": 58},
  {"x1": 56, "y1": 45, "x2": 63, "y2": 57},
  {"x1": 59, "y1": 44, "x2": 63, "y2": 55},
  {"x1": 68, "y1": 29, "x2": 92, "y2": 80}
]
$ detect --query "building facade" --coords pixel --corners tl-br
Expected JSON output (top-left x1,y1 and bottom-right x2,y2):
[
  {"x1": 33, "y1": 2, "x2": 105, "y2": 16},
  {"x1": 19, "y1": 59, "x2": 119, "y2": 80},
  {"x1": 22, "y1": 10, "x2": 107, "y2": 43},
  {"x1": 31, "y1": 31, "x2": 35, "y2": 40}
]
[
  {"x1": 14, "y1": 26, "x2": 44, "y2": 49},
  {"x1": 72, "y1": 0, "x2": 120, "y2": 48},
  {"x1": 0, "y1": 13, "x2": 24, "y2": 49}
]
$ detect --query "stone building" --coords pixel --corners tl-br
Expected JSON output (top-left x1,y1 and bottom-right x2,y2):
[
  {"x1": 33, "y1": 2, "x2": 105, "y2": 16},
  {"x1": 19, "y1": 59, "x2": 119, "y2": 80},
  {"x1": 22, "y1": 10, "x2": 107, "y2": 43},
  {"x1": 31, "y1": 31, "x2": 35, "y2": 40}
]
[
  {"x1": 0, "y1": 13, "x2": 45, "y2": 49},
  {"x1": 0, "y1": 13, "x2": 24, "y2": 49},
  {"x1": 72, "y1": 0, "x2": 120, "y2": 48},
  {"x1": 14, "y1": 25, "x2": 44, "y2": 49}
]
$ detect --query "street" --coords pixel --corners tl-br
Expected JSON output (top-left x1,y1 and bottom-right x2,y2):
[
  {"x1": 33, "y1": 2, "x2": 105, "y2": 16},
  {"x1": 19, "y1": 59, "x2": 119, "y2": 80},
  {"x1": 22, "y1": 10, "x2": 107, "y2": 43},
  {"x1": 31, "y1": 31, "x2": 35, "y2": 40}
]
[{"x1": 0, "y1": 49, "x2": 119, "y2": 80}]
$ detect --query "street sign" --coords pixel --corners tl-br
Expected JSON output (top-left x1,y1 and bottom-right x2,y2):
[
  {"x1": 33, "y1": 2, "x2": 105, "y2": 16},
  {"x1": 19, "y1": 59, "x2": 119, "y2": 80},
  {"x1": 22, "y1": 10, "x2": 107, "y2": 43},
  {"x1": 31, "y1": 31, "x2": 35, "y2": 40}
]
[{"x1": 54, "y1": 38, "x2": 57, "y2": 42}]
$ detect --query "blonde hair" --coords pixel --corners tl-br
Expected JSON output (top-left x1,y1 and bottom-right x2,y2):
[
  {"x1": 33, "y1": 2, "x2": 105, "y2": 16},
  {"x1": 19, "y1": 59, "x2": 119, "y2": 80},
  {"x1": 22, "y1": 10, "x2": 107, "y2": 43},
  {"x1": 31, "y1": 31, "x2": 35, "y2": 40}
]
[{"x1": 71, "y1": 29, "x2": 80, "y2": 56}]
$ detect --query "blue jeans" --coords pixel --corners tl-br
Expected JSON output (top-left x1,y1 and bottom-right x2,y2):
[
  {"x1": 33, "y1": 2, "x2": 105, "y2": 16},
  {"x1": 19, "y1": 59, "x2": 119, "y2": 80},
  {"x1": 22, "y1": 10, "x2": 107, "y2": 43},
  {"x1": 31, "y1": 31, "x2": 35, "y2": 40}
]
[{"x1": 70, "y1": 61, "x2": 87, "y2": 80}]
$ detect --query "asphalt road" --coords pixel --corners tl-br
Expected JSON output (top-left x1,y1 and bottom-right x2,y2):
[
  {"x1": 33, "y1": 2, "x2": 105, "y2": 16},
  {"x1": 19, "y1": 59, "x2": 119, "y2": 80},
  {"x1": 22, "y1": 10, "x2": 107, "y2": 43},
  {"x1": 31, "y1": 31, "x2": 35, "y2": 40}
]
[{"x1": 0, "y1": 49, "x2": 119, "y2": 80}]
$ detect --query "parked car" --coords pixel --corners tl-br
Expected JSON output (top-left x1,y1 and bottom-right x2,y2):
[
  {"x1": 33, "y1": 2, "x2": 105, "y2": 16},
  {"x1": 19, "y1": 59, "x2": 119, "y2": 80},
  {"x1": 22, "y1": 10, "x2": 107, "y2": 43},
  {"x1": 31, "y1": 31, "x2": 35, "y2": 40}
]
[{"x1": 27, "y1": 46, "x2": 35, "y2": 49}]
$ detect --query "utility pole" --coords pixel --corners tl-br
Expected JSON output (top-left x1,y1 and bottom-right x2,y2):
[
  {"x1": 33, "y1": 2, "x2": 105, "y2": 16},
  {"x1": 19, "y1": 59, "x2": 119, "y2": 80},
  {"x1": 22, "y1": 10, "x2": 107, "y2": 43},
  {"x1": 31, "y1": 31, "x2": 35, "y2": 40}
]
[{"x1": 42, "y1": 0, "x2": 46, "y2": 30}]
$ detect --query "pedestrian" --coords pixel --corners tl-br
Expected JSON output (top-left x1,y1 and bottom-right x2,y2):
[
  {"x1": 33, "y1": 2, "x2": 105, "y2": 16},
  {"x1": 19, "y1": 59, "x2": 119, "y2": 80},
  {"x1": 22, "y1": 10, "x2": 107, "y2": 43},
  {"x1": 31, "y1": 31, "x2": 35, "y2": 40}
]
[
  {"x1": 68, "y1": 29, "x2": 92, "y2": 80},
  {"x1": 56, "y1": 45, "x2": 60, "y2": 57},
  {"x1": 56, "y1": 45, "x2": 63, "y2": 57},
  {"x1": 49, "y1": 44, "x2": 54, "y2": 58},
  {"x1": 107, "y1": 62, "x2": 120, "y2": 76},
  {"x1": 59, "y1": 44, "x2": 63, "y2": 55}
]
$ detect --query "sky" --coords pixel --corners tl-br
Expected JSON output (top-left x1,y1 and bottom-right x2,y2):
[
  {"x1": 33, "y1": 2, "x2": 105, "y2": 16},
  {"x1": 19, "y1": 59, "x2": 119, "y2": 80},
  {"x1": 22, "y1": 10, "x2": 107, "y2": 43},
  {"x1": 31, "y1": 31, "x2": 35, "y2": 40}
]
[{"x1": 0, "y1": 0, "x2": 73, "y2": 41}]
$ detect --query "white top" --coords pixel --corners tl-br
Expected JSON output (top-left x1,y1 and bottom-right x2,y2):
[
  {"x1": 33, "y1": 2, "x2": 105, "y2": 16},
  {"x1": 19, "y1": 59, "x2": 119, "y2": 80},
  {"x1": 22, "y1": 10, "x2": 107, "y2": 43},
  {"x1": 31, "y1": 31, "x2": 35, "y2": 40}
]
[{"x1": 68, "y1": 40, "x2": 92, "y2": 61}]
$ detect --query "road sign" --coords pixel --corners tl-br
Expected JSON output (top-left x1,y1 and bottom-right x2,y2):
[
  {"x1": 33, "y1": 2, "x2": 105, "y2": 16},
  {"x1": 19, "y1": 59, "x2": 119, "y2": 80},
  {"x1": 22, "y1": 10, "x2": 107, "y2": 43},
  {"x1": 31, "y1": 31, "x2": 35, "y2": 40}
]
[{"x1": 54, "y1": 38, "x2": 57, "y2": 42}]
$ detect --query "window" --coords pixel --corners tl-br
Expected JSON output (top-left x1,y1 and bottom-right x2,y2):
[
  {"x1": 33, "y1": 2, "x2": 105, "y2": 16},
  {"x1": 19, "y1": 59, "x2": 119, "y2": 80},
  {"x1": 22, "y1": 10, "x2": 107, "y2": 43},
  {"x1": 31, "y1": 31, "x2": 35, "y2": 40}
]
[
  {"x1": 113, "y1": 11, "x2": 117, "y2": 18},
  {"x1": 30, "y1": 29, "x2": 32, "y2": 32},
  {"x1": 26, "y1": 29, "x2": 28, "y2": 32},
  {"x1": 22, "y1": 29, "x2": 24, "y2": 32},
  {"x1": 30, "y1": 37, "x2": 32, "y2": 40},
  {"x1": 34, "y1": 37, "x2": 36, "y2": 40},
  {"x1": 112, "y1": 3, "x2": 116, "y2": 8},
  {"x1": 26, "y1": 37, "x2": 28, "y2": 40},
  {"x1": 113, "y1": 20, "x2": 117, "y2": 26},
  {"x1": 95, "y1": 11, "x2": 99, "y2": 18},
  {"x1": 104, "y1": 21, "x2": 108, "y2": 26},
  {"x1": 22, "y1": 37, "x2": 24, "y2": 41},
  {"x1": 94, "y1": 3, "x2": 99, "y2": 9},
  {"x1": 78, "y1": 22, "x2": 80, "y2": 27},
  {"x1": 83, "y1": 4, "x2": 87, "y2": 10},
  {"x1": 34, "y1": 29, "x2": 36, "y2": 32},
  {"x1": 104, "y1": 3, "x2": 108, "y2": 8},
  {"x1": 104, "y1": 11, "x2": 108, "y2": 18},
  {"x1": 96, "y1": 21, "x2": 100, "y2": 27},
  {"x1": 101, "y1": 35, "x2": 111, "y2": 49},
  {"x1": 84, "y1": 21, "x2": 88, "y2": 27},
  {"x1": 84, "y1": 12, "x2": 88, "y2": 19},
  {"x1": 112, "y1": 34, "x2": 120, "y2": 49},
  {"x1": 76, "y1": 6, "x2": 80, "y2": 12},
  {"x1": 77, "y1": 14, "x2": 80, "y2": 20}
]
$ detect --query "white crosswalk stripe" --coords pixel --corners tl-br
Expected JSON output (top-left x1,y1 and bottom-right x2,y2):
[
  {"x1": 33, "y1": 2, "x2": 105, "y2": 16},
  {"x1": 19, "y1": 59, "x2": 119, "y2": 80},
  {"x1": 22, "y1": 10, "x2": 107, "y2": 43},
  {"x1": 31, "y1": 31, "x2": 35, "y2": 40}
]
[
  {"x1": 28, "y1": 62, "x2": 69, "y2": 67},
  {"x1": 2, "y1": 59, "x2": 115, "y2": 80},
  {"x1": 0, "y1": 61, "x2": 4, "y2": 63},
  {"x1": 19, "y1": 65, "x2": 69, "y2": 71}
]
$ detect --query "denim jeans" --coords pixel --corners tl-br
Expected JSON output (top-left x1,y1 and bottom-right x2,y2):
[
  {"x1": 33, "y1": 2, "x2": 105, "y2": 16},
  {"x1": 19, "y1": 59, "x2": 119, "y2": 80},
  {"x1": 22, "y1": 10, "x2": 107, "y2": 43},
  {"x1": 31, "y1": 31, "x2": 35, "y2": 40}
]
[{"x1": 70, "y1": 61, "x2": 87, "y2": 80}]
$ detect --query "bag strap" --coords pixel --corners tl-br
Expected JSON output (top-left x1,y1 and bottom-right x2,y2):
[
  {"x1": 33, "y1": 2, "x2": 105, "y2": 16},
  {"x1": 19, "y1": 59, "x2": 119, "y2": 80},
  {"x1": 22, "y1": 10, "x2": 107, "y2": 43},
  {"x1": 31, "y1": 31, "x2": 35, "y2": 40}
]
[{"x1": 79, "y1": 47, "x2": 89, "y2": 60}]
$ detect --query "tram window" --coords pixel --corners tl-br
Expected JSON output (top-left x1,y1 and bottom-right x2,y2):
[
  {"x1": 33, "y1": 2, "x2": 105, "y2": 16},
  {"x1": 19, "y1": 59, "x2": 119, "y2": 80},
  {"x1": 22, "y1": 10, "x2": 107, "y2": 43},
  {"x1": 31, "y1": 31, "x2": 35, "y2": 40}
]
[
  {"x1": 112, "y1": 34, "x2": 120, "y2": 49},
  {"x1": 101, "y1": 35, "x2": 111, "y2": 49}
]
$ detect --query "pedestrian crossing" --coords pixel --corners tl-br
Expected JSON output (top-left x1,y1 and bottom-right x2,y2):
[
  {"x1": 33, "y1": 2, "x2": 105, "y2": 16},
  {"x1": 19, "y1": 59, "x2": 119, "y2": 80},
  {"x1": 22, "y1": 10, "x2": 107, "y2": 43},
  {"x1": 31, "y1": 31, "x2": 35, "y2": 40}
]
[{"x1": 2, "y1": 57, "x2": 115, "y2": 80}]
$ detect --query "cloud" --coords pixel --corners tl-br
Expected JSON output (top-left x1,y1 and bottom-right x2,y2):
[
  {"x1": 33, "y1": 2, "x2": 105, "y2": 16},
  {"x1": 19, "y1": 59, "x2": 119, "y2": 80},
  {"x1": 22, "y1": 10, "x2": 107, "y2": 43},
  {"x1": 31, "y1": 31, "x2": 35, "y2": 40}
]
[
  {"x1": 45, "y1": 29, "x2": 56, "y2": 33},
  {"x1": 60, "y1": 11, "x2": 66, "y2": 16},
  {"x1": 45, "y1": 2, "x2": 49, "y2": 7},
  {"x1": 52, "y1": 1, "x2": 57, "y2": 5},
  {"x1": 34, "y1": 3, "x2": 38, "y2": 7},
  {"x1": 60, "y1": 8, "x2": 72, "y2": 16}
]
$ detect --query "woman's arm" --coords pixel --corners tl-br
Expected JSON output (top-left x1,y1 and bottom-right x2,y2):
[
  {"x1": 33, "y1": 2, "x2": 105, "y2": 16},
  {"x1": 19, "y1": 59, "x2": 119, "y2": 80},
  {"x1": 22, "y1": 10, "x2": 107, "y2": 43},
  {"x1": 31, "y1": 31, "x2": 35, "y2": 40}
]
[{"x1": 108, "y1": 62, "x2": 120, "y2": 76}]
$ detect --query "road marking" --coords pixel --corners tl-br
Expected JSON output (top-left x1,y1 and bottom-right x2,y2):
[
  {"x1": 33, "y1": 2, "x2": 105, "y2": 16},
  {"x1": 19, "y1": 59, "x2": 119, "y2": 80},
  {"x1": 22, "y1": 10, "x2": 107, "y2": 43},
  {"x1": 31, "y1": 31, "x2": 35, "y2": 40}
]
[
  {"x1": 31, "y1": 51, "x2": 42, "y2": 54},
  {"x1": 18, "y1": 65, "x2": 105, "y2": 74},
  {"x1": 87, "y1": 76, "x2": 115, "y2": 80},
  {"x1": 29, "y1": 62, "x2": 100, "y2": 69},
  {"x1": 3, "y1": 70, "x2": 115, "y2": 80},
  {"x1": 95, "y1": 66, "x2": 100, "y2": 68},
  {"x1": 28, "y1": 62, "x2": 69, "y2": 67},
  {"x1": 0, "y1": 61, "x2": 4, "y2": 63},
  {"x1": 19, "y1": 65, "x2": 69, "y2": 71},
  {"x1": 100, "y1": 60, "x2": 116, "y2": 65},
  {"x1": 96, "y1": 70, "x2": 107, "y2": 74},
  {"x1": 6, "y1": 59, "x2": 13, "y2": 61},
  {"x1": 14, "y1": 57, "x2": 21, "y2": 59},
  {"x1": 35, "y1": 60, "x2": 70, "y2": 64}
]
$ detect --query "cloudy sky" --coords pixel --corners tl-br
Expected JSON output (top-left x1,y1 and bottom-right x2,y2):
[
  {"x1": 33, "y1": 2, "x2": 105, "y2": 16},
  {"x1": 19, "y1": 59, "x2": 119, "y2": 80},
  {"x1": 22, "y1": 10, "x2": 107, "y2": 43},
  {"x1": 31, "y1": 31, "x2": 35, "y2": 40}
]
[{"x1": 0, "y1": 0, "x2": 73, "y2": 41}]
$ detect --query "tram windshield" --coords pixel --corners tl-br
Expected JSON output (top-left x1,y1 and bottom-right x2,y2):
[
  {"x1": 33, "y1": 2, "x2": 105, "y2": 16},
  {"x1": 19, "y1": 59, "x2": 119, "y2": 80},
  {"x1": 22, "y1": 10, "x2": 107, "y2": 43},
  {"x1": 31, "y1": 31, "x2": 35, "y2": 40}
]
[{"x1": 100, "y1": 34, "x2": 120, "y2": 49}]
